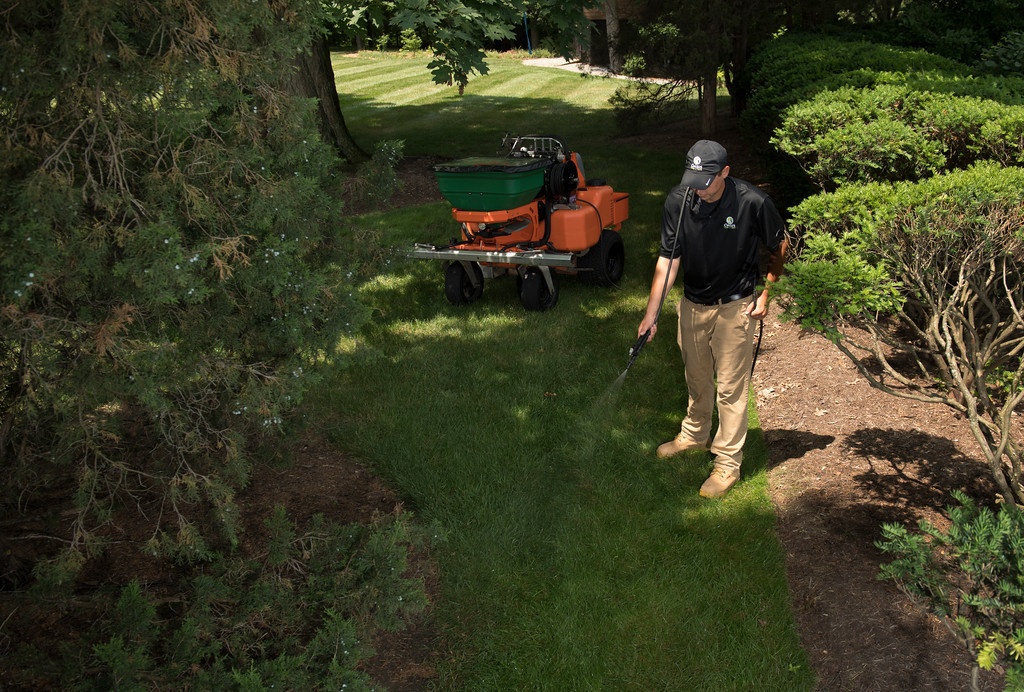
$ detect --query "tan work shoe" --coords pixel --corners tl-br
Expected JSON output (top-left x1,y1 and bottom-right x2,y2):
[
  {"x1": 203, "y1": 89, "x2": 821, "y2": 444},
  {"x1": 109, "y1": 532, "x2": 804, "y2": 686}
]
[
  {"x1": 656, "y1": 435, "x2": 710, "y2": 459},
  {"x1": 699, "y1": 469, "x2": 739, "y2": 498}
]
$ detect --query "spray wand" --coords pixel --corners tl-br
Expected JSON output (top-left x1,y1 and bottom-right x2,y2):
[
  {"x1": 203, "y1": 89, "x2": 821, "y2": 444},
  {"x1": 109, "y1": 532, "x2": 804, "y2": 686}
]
[{"x1": 625, "y1": 329, "x2": 650, "y2": 373}]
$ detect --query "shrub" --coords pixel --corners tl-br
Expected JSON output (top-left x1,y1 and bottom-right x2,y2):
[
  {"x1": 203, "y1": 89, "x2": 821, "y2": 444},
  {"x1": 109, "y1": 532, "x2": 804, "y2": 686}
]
[
  {"x1": 6, "y1": 509, "x2": 429, "y2": 688},
  {"x1": 742, "y1": 32, "x2": 968, "y2": 134},
  {"x1": 743, "y1": 31, "x2": 1024, "y2": 137},
  {"x1": 400, "y1": 28, "x2": 423, "y2": 52},
  {"x1": 981, "y1": 31, "x2": 1024, "y2": 77},
  {"x1": 349, "y1": 139, "x2": 407, "y2": 206},
  {"x1": 877, "y1": 492, "x2": 1024, "y2": 688},
  {"x1": 778, "y1": 163, "x2": 1024, "y2": 505},
  {"x1": 809, "y1": 117, "x2": 946, "y2": 187},
  {"x1": 910, "y1": 94, "x2": 1010, "y2": 168},
  {"x1": 773, "y1": 84, "x2": 1024, "y2": 188},
  {"x1": 0, "y1": 0, "x2": 366, "y2": 566},
  {"x1": 894, "y1": 0, "x2": 1024, "y2": 67},
  {"x1": 978, "y1": 110, "x2": 1024, "y2": 166}
]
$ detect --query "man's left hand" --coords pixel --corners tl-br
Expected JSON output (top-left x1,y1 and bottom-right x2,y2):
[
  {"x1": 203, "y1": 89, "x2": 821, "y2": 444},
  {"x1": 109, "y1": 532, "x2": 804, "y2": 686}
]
[{"x1": 745, "y1": 293, "x2": 769, "y2": 321}]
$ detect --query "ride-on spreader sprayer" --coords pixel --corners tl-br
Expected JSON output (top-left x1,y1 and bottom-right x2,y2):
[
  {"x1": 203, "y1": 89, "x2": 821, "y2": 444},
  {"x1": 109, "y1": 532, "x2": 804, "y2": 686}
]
[{"x1": 409, "y1": 134, "x2": 629, "y2": 311}]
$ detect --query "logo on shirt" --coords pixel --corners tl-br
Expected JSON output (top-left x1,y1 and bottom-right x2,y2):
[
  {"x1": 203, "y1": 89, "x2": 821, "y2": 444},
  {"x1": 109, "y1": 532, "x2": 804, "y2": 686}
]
[{"x1": 724, "y1": 216, "x2": 737, "y2": 230}]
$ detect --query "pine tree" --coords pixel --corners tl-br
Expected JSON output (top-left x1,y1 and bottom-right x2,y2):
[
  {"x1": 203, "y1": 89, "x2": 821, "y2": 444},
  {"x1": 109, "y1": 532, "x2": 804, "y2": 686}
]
[{"x1": 0, "y1": 0, "x2": 361, "y2": 563}]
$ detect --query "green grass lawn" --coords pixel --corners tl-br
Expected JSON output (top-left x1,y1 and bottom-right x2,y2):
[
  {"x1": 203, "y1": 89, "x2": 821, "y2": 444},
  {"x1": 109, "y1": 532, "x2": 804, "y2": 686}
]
[{"x1": 317, "y1": 51, "x2": 814, "y2": 689}]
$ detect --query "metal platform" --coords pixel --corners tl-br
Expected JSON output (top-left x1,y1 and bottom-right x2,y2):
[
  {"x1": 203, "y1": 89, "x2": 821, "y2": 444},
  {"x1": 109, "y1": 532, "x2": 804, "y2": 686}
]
[{"x1": 408, "y1": 244, "x2": 576, "y2": 268}]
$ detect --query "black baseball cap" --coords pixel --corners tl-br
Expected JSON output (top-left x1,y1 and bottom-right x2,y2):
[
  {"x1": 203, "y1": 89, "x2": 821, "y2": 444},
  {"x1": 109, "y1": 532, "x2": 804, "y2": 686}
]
[{"x1": 680, "y1": 140, "x2": 728, "y2": 190}]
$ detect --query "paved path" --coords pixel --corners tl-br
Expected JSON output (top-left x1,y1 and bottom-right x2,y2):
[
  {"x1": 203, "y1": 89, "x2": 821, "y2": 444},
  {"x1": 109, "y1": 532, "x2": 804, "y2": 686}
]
[
  {"x1": 522, "y1": 57, "x2": 671, "y2": 83},
  {"x1": 522, "y1": 57, "x2": 623, "y2": 79}
]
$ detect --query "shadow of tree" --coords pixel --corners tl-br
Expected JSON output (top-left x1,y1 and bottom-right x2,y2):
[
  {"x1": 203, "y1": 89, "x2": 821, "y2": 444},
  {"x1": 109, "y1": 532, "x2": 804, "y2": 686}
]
[
  {"x1": 772, "y1": 427, "x2": 1007, "y2": 691},
  {"x1": 767, "y1": 427, "x2": 1000, "y2": 564},
  {"x1": 844, "y1": 427, "x2": 998, "y2": 516}
]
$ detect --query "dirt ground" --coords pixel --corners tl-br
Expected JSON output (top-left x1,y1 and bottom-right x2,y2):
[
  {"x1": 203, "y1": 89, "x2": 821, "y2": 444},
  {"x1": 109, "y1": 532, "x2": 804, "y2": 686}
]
[
  {"x1": 751, "y1": 310, "x2": 1006, "y2": 691},
  {"x1": 355, "y1": 117, "x2": 1010, "y2": 690}
]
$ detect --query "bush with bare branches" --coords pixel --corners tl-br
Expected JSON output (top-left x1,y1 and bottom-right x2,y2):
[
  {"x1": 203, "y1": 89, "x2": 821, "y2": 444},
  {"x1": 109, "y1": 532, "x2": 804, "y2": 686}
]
[{"x1": 777, "y1": 163, "x2": 1024, "y2": 505}]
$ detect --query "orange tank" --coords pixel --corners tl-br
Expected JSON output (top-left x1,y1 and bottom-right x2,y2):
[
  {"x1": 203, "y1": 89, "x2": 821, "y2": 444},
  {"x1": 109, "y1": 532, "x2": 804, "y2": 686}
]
[{"x1": 548, "y1": 203, "x2": 601, "y2": 251}]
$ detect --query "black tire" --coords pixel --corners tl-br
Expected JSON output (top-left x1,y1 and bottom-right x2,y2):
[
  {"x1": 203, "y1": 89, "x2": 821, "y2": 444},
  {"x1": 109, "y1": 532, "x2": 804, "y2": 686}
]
[
  {"x1": 519, "y1": 268, "x2": 559, "y2": 311},
  {"x1": 444, "y1": 261, "x2": 484, "y2": 305},
  {"x1": 578, "y1": 229, "x2": 625, "y2": 286}
]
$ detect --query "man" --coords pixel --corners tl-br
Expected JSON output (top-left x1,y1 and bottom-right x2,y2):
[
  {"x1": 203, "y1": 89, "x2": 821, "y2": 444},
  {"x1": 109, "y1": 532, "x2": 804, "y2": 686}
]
[{"x1": 638, "y1": 140, "x2": 788, "y2": 499}]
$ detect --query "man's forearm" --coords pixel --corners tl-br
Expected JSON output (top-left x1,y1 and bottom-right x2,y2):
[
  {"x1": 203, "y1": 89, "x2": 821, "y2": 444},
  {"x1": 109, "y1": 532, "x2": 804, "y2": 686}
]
[
  {"x1": 764, "y1": 238, "x2": 789, "y2": 291},
  {"x1": 645, "y1": 257, "x2": 678, "y2": 316}
]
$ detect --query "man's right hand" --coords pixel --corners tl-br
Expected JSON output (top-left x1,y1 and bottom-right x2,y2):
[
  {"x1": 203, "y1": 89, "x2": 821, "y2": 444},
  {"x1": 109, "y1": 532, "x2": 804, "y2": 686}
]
[{"x1": 638, "y1": 316, "x2": 658, "y2": 341}]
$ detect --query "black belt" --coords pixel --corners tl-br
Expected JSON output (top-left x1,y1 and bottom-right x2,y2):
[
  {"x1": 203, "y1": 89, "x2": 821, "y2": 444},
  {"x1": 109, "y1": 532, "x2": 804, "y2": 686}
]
[{"x1": 685, "y1": 292, "x2": 753, "y2": 306}]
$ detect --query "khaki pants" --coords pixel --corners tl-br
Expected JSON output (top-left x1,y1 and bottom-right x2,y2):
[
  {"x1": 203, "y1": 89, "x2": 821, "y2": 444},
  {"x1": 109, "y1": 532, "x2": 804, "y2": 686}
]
[{"x1": 675, "y1": 296, "x2": 755, "y2": 474}]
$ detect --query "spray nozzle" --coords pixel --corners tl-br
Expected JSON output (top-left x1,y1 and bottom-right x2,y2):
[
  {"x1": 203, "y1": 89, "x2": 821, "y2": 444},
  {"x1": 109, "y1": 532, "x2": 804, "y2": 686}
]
[{"x1": 626, "y1": 329, "x2": 650, "y2": 372}]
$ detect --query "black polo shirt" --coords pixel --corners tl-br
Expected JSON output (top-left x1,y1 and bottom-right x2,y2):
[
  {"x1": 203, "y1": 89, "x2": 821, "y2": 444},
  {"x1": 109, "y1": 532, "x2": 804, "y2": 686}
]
[{"x1": 659, "y1": 177, "x2": 786, "y2": 303}]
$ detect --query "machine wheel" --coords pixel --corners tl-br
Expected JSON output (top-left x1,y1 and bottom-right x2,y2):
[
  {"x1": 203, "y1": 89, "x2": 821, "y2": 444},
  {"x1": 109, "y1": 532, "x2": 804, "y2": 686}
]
[
  {"x1": 519, "y1": 268, "x2": 559, "y2": 311},
  {"x1": 444, "y1": 261, "x2": 484, "y2": 305},
  {"x1": 578, "y1": 229, "x2": 625, "y2": 286}
]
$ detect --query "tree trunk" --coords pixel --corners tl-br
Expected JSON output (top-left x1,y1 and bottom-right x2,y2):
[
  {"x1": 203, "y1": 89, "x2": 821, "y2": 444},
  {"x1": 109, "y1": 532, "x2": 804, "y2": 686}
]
[
  {"x1": 700, "y1": 64, "x2": 718, "y2": 137},
  {"x1": 288, "y1": 35, "x2": 368, "y2": 164},
  {"x1": 727, "y1": 16, "x2": 749, "y2": 115},
  {"x1": 699, "y1": 10, "x2": 723, "y2": 137},
  {"x1": 604, "y1": 0, "x2": 622, "y2": 73}
]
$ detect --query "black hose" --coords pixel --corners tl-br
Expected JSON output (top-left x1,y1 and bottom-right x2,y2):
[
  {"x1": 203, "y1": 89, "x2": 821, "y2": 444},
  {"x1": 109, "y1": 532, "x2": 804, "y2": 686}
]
[
  {"x1": 626, "y1": 187, "x2": 691, "y2": 371},
  {"x1": 651, "y1": 187, "x2": 691, "y2": 324},
  {"x1": 751, "y1": 319, "x2": 764, "y2": 376},
  {"x1": 577, "y1": 198, "x2": 603, "y2": 233}
]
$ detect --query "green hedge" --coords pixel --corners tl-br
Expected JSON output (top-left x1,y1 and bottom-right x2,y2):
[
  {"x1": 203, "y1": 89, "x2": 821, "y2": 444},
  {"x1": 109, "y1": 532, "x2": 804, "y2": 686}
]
[
  {"x1": 782, "y1": 163, "x2": 1024, "y2": 334},
  {"x1": 741, "y1": 31, "x2": 970, "y2": 134},
  {"x1": 743, "y1": 31, "x2": 1024, "y2": 193},
  {"x1": 773, "y1": 84, "x2": 1024, "y2": 187},
  {"x1": 788, "y1": 162, "x2": 1024, "y2": 243}
]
